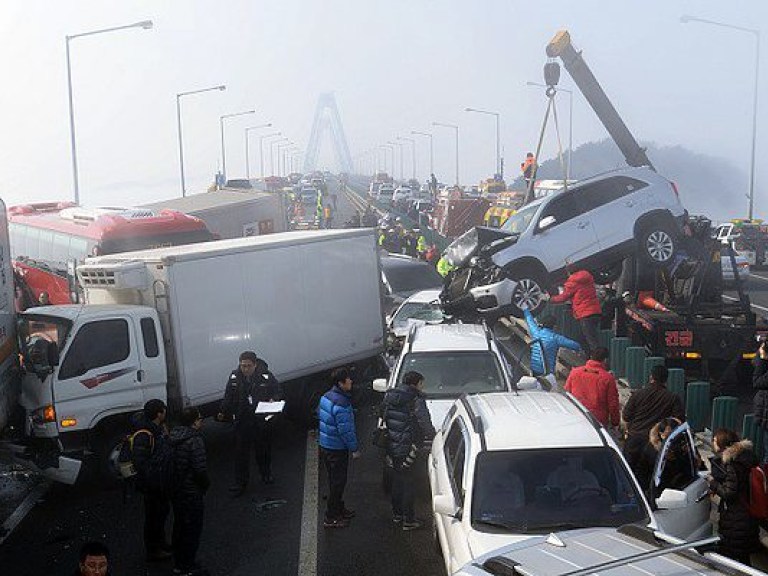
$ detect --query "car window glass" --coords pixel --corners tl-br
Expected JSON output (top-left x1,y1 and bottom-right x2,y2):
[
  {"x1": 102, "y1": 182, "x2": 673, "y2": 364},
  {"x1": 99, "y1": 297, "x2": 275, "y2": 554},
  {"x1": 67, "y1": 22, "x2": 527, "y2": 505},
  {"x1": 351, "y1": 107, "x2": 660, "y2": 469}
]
[
  {"x1": 140, "y1": 317, "x2": 159, "y2": 358},
  {"x1": 471, "y1": 447, "x2": 648, "y2": 532},
  {"x1": 539, "y1": 193, "x2": 579, "y2": 227},
  {"x1": 444, "y1": 420, "x2": 467, "y2": 501},
  {"x1": 586, "y1": 176, "x2": 649, "y2": 206},
  {"x1": 655, "y1": 431, "x2": 698, "y2": 496},
  {"x1": 59, "y1": 319, "x2": 130, "y2": 380}
]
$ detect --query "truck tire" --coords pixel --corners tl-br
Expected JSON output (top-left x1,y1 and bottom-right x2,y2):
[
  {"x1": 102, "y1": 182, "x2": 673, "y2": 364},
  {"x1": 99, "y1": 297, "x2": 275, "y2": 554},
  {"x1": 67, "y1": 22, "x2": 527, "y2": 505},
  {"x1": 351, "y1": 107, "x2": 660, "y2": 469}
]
[
  {"x1": 507, "y1": 266, "x2": 548, "y2": 317},
  {"x1": 637, "y1": 223, "x2": 677, "y2": 266}
]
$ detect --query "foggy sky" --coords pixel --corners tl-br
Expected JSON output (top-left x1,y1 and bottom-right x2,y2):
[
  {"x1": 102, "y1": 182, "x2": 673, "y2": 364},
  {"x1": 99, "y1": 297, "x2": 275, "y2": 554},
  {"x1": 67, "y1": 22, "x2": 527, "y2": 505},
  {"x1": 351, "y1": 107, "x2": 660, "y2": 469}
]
[{"x1": 1, "y1": 0, "x2": 765, "y2": 218}]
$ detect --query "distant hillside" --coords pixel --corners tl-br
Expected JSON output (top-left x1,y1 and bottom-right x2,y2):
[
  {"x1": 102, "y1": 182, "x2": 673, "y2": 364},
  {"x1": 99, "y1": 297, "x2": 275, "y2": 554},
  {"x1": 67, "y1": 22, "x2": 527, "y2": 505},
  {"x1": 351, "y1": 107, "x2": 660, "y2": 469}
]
[{"x1": 511, "y1": 139, "x2": 750, "y2": 220}]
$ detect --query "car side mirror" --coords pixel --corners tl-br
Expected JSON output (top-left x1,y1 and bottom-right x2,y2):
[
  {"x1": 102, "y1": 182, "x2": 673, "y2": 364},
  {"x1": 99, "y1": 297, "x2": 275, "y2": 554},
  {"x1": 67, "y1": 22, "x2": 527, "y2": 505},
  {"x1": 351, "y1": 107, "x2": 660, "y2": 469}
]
[
  {"x1": 433, "y1": 493, "x2": 460, "y2": 517},
  {"x1": 655, "y1": 488, "x2": 688, "y2": 510},
  {"x1": 372, "y1": 378, "x2": 388, "y2": 393},
  {"x1": 538, "y1": 215, "x2": 556, "y2": 230}
]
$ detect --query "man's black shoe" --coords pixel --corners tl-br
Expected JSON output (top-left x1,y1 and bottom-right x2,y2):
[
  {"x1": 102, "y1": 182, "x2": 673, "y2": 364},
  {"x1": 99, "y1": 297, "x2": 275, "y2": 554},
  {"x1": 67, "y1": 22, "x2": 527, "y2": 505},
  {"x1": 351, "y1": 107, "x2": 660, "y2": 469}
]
[
  {"x1": 147, "y1": 549, "x2": 173, "y2": 562},
  {"x1": 262, "y1": 475, "x2": 274, "y2": 485}
]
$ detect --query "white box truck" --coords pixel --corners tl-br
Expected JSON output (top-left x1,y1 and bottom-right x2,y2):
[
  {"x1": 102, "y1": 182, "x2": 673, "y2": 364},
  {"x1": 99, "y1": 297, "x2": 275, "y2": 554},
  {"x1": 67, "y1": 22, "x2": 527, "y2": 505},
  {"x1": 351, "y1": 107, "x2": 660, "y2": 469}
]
[{"x1": 10, "y1": 229, "x2": 385, "y2": 483}]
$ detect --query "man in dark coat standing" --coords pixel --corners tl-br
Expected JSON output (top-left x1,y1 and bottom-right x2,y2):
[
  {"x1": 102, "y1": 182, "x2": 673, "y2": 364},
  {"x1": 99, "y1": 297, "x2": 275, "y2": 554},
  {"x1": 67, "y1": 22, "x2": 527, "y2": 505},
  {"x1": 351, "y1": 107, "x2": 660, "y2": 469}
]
[
  {"x1": 131, "y1": 399, "x2": 172, "y2": 561},
  {"x1": 383, "y1": 371, "x2": 435, "y2": 530},
  {"x1": 752, "y1": 339, "x2": 768, "y2": 462},
  {"x1": 217, "y1": 351, "x2": 282, "y2": 495},
  {"x1": 170, "y1": 406, "x2": 210, "y2": 576},
  {"x1": 622, "y1": 365, "x2": 685, "y2": 479}
]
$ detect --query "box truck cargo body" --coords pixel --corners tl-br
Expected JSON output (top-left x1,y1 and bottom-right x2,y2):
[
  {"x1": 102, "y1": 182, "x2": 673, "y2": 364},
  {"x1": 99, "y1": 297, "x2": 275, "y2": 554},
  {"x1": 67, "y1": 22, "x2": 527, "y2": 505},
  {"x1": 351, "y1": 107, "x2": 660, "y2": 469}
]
[{"x1": 11, "y1": 229, "x2": 385, "y2": 483}]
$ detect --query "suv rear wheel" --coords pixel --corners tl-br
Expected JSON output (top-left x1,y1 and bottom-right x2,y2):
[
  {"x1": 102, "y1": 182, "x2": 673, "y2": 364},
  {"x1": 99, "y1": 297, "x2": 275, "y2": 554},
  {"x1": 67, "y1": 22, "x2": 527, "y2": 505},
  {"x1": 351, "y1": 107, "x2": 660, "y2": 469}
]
[{"x1": 638, "y1": 224, "x2": 677, "y2": 266}]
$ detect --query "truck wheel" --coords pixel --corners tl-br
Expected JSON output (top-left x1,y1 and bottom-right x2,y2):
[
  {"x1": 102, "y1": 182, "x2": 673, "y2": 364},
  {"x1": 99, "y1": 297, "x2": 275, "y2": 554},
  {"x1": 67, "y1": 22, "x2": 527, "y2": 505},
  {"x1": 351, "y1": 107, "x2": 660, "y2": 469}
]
[
  {"x1": 638, "y1": 224, "x2": 677, "y2": 266},
  {"x1": 507, "y1": 267, "x2": 548, "y2": 317}
]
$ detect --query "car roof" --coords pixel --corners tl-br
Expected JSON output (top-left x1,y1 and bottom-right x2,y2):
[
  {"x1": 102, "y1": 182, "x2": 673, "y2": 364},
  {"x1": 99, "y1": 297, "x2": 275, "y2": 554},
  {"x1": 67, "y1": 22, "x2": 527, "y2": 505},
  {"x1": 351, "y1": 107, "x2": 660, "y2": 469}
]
[
  {"x1": 463, "y1": 392, "x2": 604, "y2": 451},
  {"x1": 408, "y1": 323, "x2": 492, "y2": 353}
]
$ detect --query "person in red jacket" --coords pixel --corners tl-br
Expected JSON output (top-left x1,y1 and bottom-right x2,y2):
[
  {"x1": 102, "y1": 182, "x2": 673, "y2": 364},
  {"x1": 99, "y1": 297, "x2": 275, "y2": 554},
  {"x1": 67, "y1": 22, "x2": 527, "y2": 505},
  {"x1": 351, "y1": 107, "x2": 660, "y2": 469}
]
[
  {"x1": 564, "y1": 347, "x2": 620, "y2": 431},
  {"x1": 549, "y1": 266, "x2": 602, "y2": 354}
]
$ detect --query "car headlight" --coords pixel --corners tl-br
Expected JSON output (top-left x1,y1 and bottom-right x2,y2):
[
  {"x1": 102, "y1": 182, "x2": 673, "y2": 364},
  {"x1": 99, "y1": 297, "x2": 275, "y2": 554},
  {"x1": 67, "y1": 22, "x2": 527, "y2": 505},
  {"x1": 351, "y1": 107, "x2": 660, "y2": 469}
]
[{"x1": 444, "y1": 228, "x2": 479, "y2": 267}]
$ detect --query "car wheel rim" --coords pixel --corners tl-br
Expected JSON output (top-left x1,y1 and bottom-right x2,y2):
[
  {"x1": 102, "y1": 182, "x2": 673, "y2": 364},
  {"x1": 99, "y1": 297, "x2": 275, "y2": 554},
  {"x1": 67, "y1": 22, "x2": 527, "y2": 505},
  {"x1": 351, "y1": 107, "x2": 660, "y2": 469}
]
[
  {"x1": 646, "y1": 231, "x2": 674, "y2": 262},
  {"x1": 513, "y1": 278, "x2": 542, "y2": 309}
]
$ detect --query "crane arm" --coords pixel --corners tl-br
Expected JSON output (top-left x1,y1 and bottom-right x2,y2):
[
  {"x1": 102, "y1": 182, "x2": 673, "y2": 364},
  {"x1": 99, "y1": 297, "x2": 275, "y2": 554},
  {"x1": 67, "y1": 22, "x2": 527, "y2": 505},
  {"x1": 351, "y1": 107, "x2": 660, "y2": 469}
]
[{"x1": 546, "y1": 30, "x2": 655, "y2": 171}]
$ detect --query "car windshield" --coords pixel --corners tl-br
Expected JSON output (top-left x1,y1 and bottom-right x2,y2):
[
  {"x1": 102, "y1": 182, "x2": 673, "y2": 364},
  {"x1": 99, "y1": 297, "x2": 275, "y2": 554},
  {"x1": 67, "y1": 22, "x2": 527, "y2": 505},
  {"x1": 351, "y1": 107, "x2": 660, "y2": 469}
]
[
  {"x1": 18, "y1": 314, "x2": 73, "y2": 367},
  {"x1": 501, "y1": 203, "x2": 539, "y2": 235},
  {"x1": 471, "y1": 447, "x2": 648, "y2": 534},
  {"x1": 384, "y1": 263, "x2": 443, "y2": 294},
  {"x1": 398, "y1": 351, "x2": 507, "y2": 396},
  {"x1": 392, "y1": 301, "x2": 444, "y2": 327}
]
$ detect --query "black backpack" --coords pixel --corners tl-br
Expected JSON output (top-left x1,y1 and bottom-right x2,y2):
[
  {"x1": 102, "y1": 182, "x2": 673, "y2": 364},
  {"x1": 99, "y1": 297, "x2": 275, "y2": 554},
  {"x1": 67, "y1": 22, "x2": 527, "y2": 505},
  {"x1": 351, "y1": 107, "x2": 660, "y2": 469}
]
[{"x1": 118, "y1": 428, "x2": 174, "y2": 493}]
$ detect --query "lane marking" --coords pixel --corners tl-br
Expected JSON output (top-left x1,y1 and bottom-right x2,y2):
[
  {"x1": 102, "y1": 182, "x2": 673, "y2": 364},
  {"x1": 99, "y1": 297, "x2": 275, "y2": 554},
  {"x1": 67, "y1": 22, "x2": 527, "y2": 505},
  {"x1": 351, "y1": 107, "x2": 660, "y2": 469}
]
[
  {"x1": 297, "y1": 432, "x2": 318, "y2": 576},
  {"x1": 0, "y1": 480, "x2": 50, "y2": 547},
  {"x1": 751, "y1": 272, "x2": 768, "y2": 283},
  {"x1": 723, "y1": 294, "x2": 768, "y2": 313}
]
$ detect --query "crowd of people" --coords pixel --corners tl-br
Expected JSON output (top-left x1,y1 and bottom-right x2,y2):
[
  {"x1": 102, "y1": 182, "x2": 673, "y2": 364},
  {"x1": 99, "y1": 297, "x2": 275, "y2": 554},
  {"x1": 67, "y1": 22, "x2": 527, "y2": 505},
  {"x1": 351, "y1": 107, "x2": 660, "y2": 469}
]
[{"x1": 519, "y1": 264, "x2": 768, "y2": 566}]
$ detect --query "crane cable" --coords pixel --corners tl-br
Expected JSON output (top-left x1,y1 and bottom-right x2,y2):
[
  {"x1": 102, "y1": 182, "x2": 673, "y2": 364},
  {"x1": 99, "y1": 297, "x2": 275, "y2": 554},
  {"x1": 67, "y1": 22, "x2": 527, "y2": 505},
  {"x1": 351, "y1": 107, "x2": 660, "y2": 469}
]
[{"x1": 523, "y1": 86, "x2": 568, "y2": 205}]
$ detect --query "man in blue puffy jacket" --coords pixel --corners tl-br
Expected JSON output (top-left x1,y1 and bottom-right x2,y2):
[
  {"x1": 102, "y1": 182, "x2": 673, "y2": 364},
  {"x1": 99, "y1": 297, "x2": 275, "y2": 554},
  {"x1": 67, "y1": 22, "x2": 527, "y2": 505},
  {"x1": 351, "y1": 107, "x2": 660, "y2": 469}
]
[
  {"x1": 317, "y1": 368, "x2": 360, "y2": 528},
  {"x1": 523, "y1": 309, "x2": 581, "y2": 376}
]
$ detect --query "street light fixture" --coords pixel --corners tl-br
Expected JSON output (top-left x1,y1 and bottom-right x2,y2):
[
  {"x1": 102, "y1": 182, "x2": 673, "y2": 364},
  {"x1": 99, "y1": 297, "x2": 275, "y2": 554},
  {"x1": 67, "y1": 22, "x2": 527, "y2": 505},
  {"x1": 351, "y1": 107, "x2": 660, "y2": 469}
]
[
  {"x1": 219, "y1": 110, "x2": 255, "y2": 181},
  {"x1": 411, "y1": 131, "x2": 434, "y2": 177},
  {"x1": 269, "y1": 137, "x2": 289, "y2": 176},
  {"x1": 465, "y1": 107, "x2": 501, "y2": 178},
  {"x1": 379, "y1": 145, "x2": 393, "y2": 173},
  {"x1": 396, "y1": 137, "x2": 417, "y2": 180},
  {"x1": 526, "y1": 82, "x2": 574, "y2": 181},
  {"x1": 433, "y1": 122, "x2": 460, "y2": 186},
  {"x1": 681, "y1": 15, "x2": 761, "y2": 220},
  {"x1": 66, "y1": 19, "x2": 153, "y2": 204},
  {"x1": 176, "y1": 84, "x2": 226, "y2": 197},
  {"x1": 244, "y1": 123, "x2": 272, "y2": 180},
  {"x1": 258, "y1": 132, "x2": 282, "y2": 178}
]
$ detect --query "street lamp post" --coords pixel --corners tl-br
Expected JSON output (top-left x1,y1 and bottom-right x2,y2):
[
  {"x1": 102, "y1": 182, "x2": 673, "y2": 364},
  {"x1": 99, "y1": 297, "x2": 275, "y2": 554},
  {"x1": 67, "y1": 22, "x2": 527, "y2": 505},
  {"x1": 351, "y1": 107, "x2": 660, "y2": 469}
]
[
  {"x1": 269, "y1": 137, "x2": 289, "y2": 176},
  {"x1": 244, "y1": 123, "x2": 272, "y2": 180},
  {"x1": 176, "y1": 85, "x2": 226, "y2": 197},
  {"x1": 433, "y1": 122, "x2": 460, "y2": 186},
  {"x1": 465, "y1": 107, "x2": 501, "y2": 178},
  {"x1": 681, "y1": 15, "x2": 761, "y2": 220},
  {"x1": 526, "y1": 82, "x2": 574, "y2": 181},
  {"x1": 388, "y1": 141, "x2": 404, "y2": 181},
  {"x1": 411, "y1": 131, "x2": 434, "y2": 177},
  {"x1": 397, "y1": 137, "x2": 417, "y2": 180},
  {"x1": 219, "y1": 110, "x2": 255, "y2": 182},
  {"x1": 277, "y1": 143, "x2": 293, "y2": 176},
  {"x1": 66, "y1": 20, "x2": 153, "y2": 204},
  {"x1": 259, "y1": 132, "x2": 282, "y2": 178}
]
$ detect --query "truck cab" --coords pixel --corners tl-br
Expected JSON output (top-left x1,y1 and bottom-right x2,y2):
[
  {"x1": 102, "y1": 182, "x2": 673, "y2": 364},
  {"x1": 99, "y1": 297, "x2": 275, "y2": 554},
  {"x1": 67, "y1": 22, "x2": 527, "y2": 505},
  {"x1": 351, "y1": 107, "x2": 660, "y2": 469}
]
[{"x1": 14, "y1": 305, "x2": 166, "y2": 484}]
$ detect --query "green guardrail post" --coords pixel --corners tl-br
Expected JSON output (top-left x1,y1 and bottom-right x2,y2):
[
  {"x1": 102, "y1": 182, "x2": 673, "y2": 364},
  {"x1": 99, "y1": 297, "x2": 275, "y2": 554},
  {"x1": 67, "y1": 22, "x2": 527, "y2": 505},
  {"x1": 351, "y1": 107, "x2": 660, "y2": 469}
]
[
  {"x1": 742, "y1": 414, "x2": 765, "y2": 457},
  {"x1": 667, "y1": 368, "x2": 686, "y2": 407},
  {"x1": 686, "y1": 381, "x2": 711, "y2": 433},
  {"x1": 599, "y1": 329, "x2": 613, "y2": 353},
  {"x1": 711, "y1": 396, "x2": 739, "y2": 432},
  {"x1": 642, "y1": 357, "x2": 665, "y2": 388},
  {"x1": 625, "y1": 347, "x2": 648, "y2": 389},
  {"x1": 610, "y1": 337, "x2": 630, "y2": 378}
]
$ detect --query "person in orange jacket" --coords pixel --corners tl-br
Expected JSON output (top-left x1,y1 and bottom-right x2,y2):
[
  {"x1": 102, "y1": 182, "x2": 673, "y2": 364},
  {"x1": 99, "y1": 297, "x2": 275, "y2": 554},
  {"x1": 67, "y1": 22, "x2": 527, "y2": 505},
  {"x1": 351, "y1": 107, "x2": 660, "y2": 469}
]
[
  {"x1": 564, "y1": 347, "x2": 620, "y2": 431},
  {"x1": 548, "y1": 266, "x2": 602, "y2": 355},
  {"x1": 521, "y1": 152, "x2": 536, "y2": 185}
]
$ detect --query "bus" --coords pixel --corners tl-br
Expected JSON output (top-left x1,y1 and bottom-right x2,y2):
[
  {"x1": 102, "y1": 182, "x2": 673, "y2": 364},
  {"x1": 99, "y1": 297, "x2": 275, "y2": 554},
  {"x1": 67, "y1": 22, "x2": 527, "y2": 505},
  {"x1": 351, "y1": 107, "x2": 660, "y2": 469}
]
[{"x1": 9, "y1": 202, "x2": 214, "y2": 307}]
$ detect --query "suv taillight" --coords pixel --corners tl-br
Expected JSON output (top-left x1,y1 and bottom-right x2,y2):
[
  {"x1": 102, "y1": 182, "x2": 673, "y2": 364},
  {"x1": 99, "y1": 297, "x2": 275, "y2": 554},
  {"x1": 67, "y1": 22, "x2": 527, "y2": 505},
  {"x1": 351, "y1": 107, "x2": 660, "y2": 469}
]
[{"x1": 670, "y1": 182, "x2": 680, "y2": 198}]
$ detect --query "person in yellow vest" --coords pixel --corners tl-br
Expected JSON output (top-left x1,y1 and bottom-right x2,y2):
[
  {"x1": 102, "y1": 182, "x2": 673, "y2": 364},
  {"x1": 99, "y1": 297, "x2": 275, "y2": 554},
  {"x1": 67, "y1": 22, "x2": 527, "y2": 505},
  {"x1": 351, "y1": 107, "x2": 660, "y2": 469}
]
[
  {"x1": 436, "y1": 256, "x2": 455, "y2": 277},
  {"x1": 324, "y1": 205, "x2": 333, "y2": 229},
  {"x1": 415, "y1": 231, "x2": 427, "y2": 259}
]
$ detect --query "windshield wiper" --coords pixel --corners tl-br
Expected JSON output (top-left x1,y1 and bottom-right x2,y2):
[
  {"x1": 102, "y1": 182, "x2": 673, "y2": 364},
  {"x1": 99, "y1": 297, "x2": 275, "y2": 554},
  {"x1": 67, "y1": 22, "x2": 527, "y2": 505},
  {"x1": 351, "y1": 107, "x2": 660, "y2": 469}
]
[
  {"x1": 474, "y1": 519, "x2": 525, "y2": 531},
  {"x1": 529, "y1": 522, "x2": 588, "y2": 532}
]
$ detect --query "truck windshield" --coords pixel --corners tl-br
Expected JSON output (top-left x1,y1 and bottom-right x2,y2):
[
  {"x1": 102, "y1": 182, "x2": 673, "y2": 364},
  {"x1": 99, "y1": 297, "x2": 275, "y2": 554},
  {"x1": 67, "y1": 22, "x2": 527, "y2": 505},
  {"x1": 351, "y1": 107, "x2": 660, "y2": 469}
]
[
  {"x1": 18, "y1": 314, "x2": 72, "y2": 367},
  {"x1": 398, "y1": 351, "x2": 507, "y2": 396},
  {"x1": 501, "y1": 203, "x2": 539, "y2": 235},
  {"x1": 471, "y1": 447, "x2": 648, "y2": 534}
]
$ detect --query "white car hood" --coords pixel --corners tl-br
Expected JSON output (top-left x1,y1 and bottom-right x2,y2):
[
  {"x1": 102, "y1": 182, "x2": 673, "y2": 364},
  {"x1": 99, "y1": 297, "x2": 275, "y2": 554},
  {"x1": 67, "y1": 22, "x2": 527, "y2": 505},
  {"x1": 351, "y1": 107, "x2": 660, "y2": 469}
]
[{"x1": 467, "y1": 531, "x2": 533, "y2": 560}]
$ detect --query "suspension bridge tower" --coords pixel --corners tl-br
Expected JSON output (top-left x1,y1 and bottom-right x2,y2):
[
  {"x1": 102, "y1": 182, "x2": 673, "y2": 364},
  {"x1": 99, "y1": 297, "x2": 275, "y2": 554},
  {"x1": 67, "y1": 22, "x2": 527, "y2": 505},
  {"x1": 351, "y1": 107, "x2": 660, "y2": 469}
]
[{"x1": 303, "y1": 93, "x2": 353, "y2": 174}]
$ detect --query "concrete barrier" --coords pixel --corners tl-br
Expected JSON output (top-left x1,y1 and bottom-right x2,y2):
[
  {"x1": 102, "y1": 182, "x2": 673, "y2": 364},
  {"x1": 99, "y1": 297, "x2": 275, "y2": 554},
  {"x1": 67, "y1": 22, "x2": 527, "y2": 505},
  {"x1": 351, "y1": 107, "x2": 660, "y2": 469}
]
[{"x1": 686, "y1": 381, "x2": 711, "y2": 433}]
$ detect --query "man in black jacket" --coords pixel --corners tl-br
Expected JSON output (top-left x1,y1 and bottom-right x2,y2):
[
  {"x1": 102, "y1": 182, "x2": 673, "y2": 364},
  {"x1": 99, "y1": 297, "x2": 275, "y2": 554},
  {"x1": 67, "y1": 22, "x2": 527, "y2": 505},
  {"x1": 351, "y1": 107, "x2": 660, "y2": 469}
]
[
  {"x1": 622, "y1": 365, "x2": 685, "y2": 479},
  {"x1": 217, "y1": 351, "x2": 282, "y2": 495},
  {"x1": 131, "y1": 399, "x2": 172, "y2": 561},
  {"x1": 383, "y1": 371, "x2": 435, "y2": 530},
  {"x1": 753, "y1": 340, "x2": 768, "y2": 462},
  {"x1": 170, "y1": 406, "x2": 210, "y2": 576}
]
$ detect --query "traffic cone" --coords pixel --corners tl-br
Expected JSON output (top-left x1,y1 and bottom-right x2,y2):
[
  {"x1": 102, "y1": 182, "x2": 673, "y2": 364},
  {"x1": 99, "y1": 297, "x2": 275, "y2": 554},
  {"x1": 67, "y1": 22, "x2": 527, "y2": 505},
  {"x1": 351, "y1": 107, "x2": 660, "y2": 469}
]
[{"x1": 639, "y1": 293, "x2": 669, "y2": 312}]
